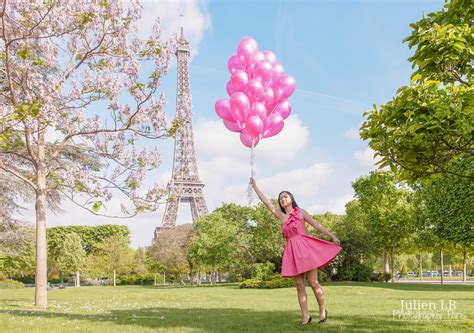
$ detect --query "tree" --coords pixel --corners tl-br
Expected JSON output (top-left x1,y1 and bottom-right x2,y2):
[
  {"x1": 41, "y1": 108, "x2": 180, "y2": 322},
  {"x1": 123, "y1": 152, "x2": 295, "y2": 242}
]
[
  {"x1": 0, "y1": 0, "x2": 177, "y2": 307},
  {"x1": 352, "y1": 171, "x2": 416, "y2": 282},
  {"x1": 51, "y1": 232, "x2": 86, "y2": 286},
  {"x1": 132, "y1": 247, "x2": 148, "y2": 276},
  {"x1": 331, "y1": 201, "x2": 378, "y2": 281},
  {"x1": 149, "y1": 224, "x2": 194, "y2": 283},
  {"x1": 360, "y1": 0, "x2": 473, "y2": 181},
  {"x1": 98, "y1": 234, "x2": 133, "y2": 286},
  {"x1": 248, "y1": 202, "x2": 285, "y2": 266},
  {"x1": 187, "y1": 212, "x2": 241, "y2": 284},
  {"x1": 414, "y1": 158, "x2": 474, "y2": 282}
]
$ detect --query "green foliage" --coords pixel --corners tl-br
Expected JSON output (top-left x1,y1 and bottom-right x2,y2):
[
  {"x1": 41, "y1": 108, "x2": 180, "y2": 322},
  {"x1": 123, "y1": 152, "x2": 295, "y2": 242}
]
[
  {"x1": 248, "y1": 203, "x2": 285, "y2": 264},
  {"x1": 360, "y1": 0, "x2": 473, "y2": 181},
  {"x1": 414, "y1": 158, "x2": 474, "y2": 249},
  {"x1": 352, "y1": 171, "x2": 416, "y2": 249},
  {"x1": 403, "y1": 0, "x2": 473, "y2": 85},
  {"x1": 238, "y1": 278, "x2": 263, "y2": 289},
  {"x1": 330, "y1": 200, "x2": 378, "y2": 281},
  {"x1": 370, "y1": 272, "x2": 392, "y2": 283},
  {"x1": 0, "y1": 279, "x2": 24, "y2": 289},
  {"x1": 401, "y1": 265, "x2": 408, "y2": 275},
  {"x1": 48, "y1": 225, "x2": 130, "y2": 254},
  {"x1": 187, "y1": 212, "x2": 241, "y2": 269},
  {"x1": 238, "y1": 275, "x2": 294, "y2": 289},
  {"x1": 52, "y1": 232, "x2": 86, "y2": 276},
  {"x1": 253, "y1": 262, "x2": 275, "y2": 281}
]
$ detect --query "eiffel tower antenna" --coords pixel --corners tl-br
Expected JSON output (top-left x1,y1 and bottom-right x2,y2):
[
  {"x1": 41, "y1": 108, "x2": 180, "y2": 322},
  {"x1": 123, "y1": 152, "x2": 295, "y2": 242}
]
[{"x1": 155, "y1": 19, "x2": 208, "y2": 237}]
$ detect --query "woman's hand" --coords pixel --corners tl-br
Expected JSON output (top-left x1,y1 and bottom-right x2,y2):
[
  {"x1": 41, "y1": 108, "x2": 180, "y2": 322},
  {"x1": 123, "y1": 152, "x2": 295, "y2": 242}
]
[
  {"x1": 331, "y1": 235, "x2": 340, "y2": 245},
  {"x1": 249, "y1": 177, "x2": 256, "y2": 187}
]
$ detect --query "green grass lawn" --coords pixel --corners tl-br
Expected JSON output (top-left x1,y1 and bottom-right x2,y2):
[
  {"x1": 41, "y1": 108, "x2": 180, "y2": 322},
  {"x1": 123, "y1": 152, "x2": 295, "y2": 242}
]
[{"x1": 0, "y1": 282, "x2": 472, "y2": 332}]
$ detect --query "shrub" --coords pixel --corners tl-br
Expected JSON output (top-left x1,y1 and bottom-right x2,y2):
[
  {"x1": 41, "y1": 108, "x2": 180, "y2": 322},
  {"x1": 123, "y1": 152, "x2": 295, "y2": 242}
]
[
  {"x1": 370, "y1": 272, "x2": 392, "y2": 283},
  {"x1": 0, "y1": 279, "x2": 24, "y2": 289},
  {"x1": 318, "y1": 270, "x2": 330, "y2": 283},
  {"x1": 401, "y1": 265, "x2": 408, "y2": 276},
  {"x1": 264, "y1": 276, "x2": 294, "y2": 289},
  {"x1": 239, "y1": 275, "x2": 294, "y2": 289},
  {"x1": 353, "y1": 265, "x2": 373, "y2": 282},
  {"x1": 239, "y1": 278, "x2": 264, "y2": 289}
]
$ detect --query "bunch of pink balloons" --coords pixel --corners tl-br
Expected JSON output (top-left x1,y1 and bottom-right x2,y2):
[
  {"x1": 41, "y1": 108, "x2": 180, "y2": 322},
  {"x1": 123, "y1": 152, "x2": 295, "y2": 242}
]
[{"x1": 215, "y1": 37, "x2": 296, "y2": 148}]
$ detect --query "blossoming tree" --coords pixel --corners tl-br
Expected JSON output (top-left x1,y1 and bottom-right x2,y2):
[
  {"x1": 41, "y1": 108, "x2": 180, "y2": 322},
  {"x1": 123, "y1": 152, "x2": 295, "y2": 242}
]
[{"x1": 0, "y1": 0, "x2": 177, "y2": 308}]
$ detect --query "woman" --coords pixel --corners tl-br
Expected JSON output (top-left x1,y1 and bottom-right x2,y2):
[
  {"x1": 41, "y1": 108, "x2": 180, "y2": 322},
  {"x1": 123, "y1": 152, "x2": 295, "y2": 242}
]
[{"x1": 249, "y1": 177, "x2": 341, "y2": 325}]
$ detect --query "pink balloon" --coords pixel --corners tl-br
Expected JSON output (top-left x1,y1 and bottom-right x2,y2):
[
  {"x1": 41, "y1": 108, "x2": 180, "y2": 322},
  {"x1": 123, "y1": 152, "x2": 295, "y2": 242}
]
[
  {"x1": 240, "y1": 129, "x2": 260, "y2": 148},
  {"x1": 273, "y1": 87, "x2": 284, "y2": 104},
  {"x1": 262, "y1": 112, "x2": 284, "y2": 138},
  {"x1": 237, "y1": 41, "x2": 257, "y2": 67},
  {"x1": 215, "y1": 99, "x2": 236, "y2": 122},
  {"x1": 229, "y1": 92, "x2": 250, "y2": 123},
  {"x1": 263, "y1": 50, "x2": 277, "y2": 63},
  {"x1": 245, "y1": 116, "x2": 264, "y2": 138},
  {"x1": 253, "y1": 60, "x2": 273, "y2": 85},
  {"x1": 223, "y1": 119, "x2": 242, "y2": 133},
  {"x1": 278, "y1": 75, "x2": 296, "y2": 99},
  {"x1": 273, "y1": 100, "x2": 292, "y2": 119},
  {"x1": 230, "y1": 70, "x2": 248, "y2": 91},
  {"x1": 252, "y1": 51, "x2": 265, "y2": 64},
  {"x1": 249, "y1": 102, "x2": 267, "y2": 122},
  {"x1": 271, "y1": 62, "x2": 285, "y2": 86},
  {"x1": 226, "y1": 81, "x2": 236, "y2": 96},
  {"x1": 262, "y1": 87, "x2": 274, "y2": 112},
  {"x1": 244, "y1": 79, "x2": 264, "y2": 103},
  {"x1": 239, "y1": 36, "x2": 259, "y2": 51},
  {"x1": 228, "y1": 54, "x2": 244, "y2": 74},
  {"x1": 273, "y1": 63, "x2": 285, "y2": 76}
]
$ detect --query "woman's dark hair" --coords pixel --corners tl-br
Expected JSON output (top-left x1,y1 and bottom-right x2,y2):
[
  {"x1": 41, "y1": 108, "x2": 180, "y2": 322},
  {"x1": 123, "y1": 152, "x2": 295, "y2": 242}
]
[{"x1": 278, "y1": 191, "x2": 298, "y2": 213}]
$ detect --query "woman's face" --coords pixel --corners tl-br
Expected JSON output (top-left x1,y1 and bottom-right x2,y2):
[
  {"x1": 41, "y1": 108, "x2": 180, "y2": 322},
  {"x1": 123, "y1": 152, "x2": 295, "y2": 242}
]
[{"x1": 279, "y1": 192, "x2": 292, "y2": 208}]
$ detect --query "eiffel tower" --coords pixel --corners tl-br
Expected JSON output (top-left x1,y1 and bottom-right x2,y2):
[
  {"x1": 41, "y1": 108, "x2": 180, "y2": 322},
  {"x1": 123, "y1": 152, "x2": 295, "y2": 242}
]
[{"x1": 155, "y1": 25, "x2": 208, "y2": 236}]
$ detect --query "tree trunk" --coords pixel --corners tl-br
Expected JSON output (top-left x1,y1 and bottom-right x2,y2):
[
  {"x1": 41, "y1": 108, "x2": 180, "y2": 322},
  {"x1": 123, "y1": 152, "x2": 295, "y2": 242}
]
[
  {"x1": 449, "y1": 265, "x2": 452, "y2": 277},
  {"x1": 189, "y1": 262, "x2": 194, "y2": 285},
  {"x1": 217, "y1": 268, "x2": 221, "y2": 283},
  {"x1": 75, "y1": 272, "x2": 80, "y2": 287},
  {"x1": 211, "y1": 263, "x2": 215, "y2": 285},
  {"x1": 419, "y1": 253, "x2": 423, "y2": 282},
  {"x1": 462, "y1": 249, "x2": 467, "y2": 283},
  {"x1": 163, "y1": 272, "x2": 166, "y2": 285},
  {"x1": 113, "y1": 269, "x2": 116, "y2": 287},
  {"x1": 440, "y1": 249, "x2": 444, "y2": 285},
  {"x1": 59, "y1": 271, "x2": 64, "y2": 284},
  {"x1": 154, "y1": 273, "x2": 157, "y2": 286},
  {"x1": 390, "y1": 246, "x2": 395, "y2": 282},
  {"x1": 383, "y1": 249, "x2": 389, "y2": 273},
  {"x1": 34, "y1": 133, "x2": 48, "y2": 309}
]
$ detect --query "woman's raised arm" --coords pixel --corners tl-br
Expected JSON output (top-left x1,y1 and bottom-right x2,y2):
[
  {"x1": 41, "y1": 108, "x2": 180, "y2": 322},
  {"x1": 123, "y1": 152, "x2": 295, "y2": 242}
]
[{"x1": 249, "y1": 177, "x2": 284, "y2": 221}]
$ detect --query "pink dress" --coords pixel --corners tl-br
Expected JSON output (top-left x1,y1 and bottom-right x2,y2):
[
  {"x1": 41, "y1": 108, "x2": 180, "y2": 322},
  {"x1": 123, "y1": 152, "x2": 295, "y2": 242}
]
[{"x1": 281, "y1": 207, "x2": 341, "y2": 277}]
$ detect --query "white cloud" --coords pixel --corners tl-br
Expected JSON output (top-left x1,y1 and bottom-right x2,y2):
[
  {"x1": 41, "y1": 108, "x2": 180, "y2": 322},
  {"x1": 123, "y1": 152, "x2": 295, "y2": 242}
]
[
  {"x1": 202, "y1": 162, "x2": 333, "y2": 209},
  {"x1": 354, "y1": 147, "x2": 381, "y2": 169},
  {"x1": 308, "y1": 193, "x2": 354, "y2": 215},
  {"x1": 139, "y1": 0, "x2": 211, "y2": 57},
  {"x1": 344, "y1": 127, "x2": 360, "y2": 141},
  {"x1": 194, "y1": 115, "x2": 309, "y2": 166}
]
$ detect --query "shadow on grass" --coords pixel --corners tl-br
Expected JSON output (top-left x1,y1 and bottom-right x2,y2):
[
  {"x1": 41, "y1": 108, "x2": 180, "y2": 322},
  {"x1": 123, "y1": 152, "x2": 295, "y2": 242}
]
[
  {"x1": 1, "y1": 306, "x2": 465, "y2": 332},
  {"x1": 326, "y1": 282, "x2": 474, "y2": 292}
]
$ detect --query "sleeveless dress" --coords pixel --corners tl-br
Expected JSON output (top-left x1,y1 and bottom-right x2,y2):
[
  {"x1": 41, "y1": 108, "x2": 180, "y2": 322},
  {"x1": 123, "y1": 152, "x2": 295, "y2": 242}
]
[{"x1": 281, "y1": 207, "x2": 341, "y2": 277}]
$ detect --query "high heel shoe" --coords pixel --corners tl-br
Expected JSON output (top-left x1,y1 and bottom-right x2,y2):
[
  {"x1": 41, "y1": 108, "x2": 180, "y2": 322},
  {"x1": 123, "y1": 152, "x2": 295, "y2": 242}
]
[
  {"x1": 301, "y1": 316, "x2": 312, "y2": 325},
  {"x1": 318, "y1": 309, "x2": 328, "y2": 324}
]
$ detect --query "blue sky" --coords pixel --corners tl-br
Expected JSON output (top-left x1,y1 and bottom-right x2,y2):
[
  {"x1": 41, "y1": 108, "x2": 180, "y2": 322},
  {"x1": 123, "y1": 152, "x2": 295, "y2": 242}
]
[{"x1": 35, "y1": 0, "x2": 443, "y2": 247}]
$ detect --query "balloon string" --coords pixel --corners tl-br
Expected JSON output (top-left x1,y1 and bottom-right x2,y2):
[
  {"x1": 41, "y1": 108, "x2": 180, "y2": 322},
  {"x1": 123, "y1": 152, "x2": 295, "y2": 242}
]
[{"x1": 247, "y1": 139, "x2": 256, "y2": 205}]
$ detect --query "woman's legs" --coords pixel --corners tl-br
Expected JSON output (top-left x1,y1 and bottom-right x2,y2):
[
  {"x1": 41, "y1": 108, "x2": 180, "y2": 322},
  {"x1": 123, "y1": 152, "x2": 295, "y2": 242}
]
[
  {"x1": 306, "y1": 269, "x2": 326, "y2": 320},
  {"x1": 294, "y1": 274, "x2": 310, "y2": 323}
]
